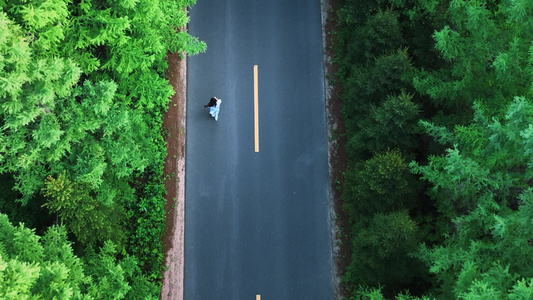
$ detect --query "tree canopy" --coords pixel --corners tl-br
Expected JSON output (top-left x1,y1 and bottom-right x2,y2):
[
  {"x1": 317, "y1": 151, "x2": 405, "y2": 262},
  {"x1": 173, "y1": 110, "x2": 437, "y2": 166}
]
[
  {"x1": 335, "y1": 0, "x2": 533, "y2": 298},
  {"x1": 0, "y1": 213, "x2": 157, "y2": 299},
  {"x1": 0, "y1": 0, "x2": 205, "y2": 296}
]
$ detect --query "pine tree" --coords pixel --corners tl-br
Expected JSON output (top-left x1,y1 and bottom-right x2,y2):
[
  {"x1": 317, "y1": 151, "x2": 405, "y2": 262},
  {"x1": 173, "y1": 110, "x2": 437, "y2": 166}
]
[
  {"x1": 42, "y1": 172, "x2": 126, "y2": 247},
  {"x1": 343, "y1": 149, "x2": 417, "y2": 217},
  {"x1": 1, "y1": 0, "x2": 205, "y2": 294},
  {"x1": 347, "y1": 91, "x2": 419, "y2": 157},
  {"x1": 413, "y1": 0, "x2": 533, "y2": 116},
  {"x1": 0, "y1": 213, "x2": 155, "y2": 299},
  {"x1": 347, "y1": 211, "x2": 421, "y2": 294},
  {"x1": 412, "y1": 98, "x2": 533, "y2": 298}
]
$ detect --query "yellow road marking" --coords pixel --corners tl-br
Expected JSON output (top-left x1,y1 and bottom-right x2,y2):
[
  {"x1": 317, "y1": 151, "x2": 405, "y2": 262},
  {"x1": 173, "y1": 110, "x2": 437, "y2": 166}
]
[
  {"x1": 254, "y1": 65, "x2": 259, "y2": 152},
  {"x1": 256, "y1": 295, "x2": 261, "y2": 300}
]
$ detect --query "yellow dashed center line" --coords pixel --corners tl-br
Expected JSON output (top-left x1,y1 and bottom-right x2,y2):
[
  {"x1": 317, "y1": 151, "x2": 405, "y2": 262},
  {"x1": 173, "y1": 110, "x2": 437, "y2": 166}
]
[{"x1": 254, "y1": 65, "x2": 259, "y2": 152}]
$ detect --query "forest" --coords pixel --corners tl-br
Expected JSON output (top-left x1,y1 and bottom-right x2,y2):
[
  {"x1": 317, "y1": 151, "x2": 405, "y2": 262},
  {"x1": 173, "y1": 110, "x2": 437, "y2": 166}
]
[
  {"x1": 0, "y1": 0, "x2": 204, "y2": 298},
  {"x1": 334, "y1": 0, "x2": 533, "y2": 299}
]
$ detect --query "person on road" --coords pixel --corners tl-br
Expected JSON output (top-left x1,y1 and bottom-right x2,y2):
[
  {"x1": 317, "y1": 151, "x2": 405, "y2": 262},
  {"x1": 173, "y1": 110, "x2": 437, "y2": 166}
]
[{"x1": 205, "y1": 97, "x2": 221, "y2": 121}]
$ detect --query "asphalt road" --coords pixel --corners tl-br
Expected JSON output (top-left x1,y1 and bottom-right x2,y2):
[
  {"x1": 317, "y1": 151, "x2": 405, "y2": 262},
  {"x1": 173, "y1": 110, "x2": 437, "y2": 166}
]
[{"x1": 184, "y1": 0, "x2": 334, "y2": 299}]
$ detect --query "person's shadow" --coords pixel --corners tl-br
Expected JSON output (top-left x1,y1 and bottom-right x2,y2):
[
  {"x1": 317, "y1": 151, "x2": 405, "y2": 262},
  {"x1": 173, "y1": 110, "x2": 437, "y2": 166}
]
[{"x1": 198, "y1": 106, "x2": 215, "y2": 121}]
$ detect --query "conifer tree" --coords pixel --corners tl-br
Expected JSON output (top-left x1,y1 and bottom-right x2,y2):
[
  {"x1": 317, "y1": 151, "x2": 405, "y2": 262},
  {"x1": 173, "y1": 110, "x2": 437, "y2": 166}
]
[
  {"x1": 346, "y1": 211, "x2": 421, "y2": 294},
  {"x1": 411, "y1": 98, "x2": 533, "y2": 298},
  {"x1": 347, "y1": 91, "x2": 419, "y2": 157},
  {"x1": 1, "y1": 0, "x2": 206, "y2": 291},
  {"x1": 343, "y1": 149, "x2": 417, "y2": 217},
  {"x1": 414, "y1": 0, "x2": 533, "y2": 116},
  {"x1": 0, "y1": 213, "x2": 156, "y2": 298}
]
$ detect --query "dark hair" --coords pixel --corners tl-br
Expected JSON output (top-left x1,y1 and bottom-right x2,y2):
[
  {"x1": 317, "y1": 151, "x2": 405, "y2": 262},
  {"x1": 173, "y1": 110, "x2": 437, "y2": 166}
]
[{"x1": 204, "y1": 97, "x2": 217, "y2": 108}]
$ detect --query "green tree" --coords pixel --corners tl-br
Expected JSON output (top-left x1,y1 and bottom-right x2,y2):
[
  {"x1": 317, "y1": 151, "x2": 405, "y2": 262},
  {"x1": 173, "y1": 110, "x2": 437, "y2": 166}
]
[
  {"x1": 347, "y1": 91, "x2": 420, "y2": 157},
  {"x1": 343, "y1": 149, "x2": 417, "y2": 217},
  {"x1": 342, "y1": 48, "x2": 414, "y2": 136},
  {"x1": 1, "y1": 0, "x2": 205, "y2": 295},
  {"x1": 344, "y1": 211, "x2": 422, "y2": 296},
  {"x1": 341, "y1": 8, "x2": 405, "y2": 66},
  {"x1": 412, "y1": 98, "x2": 533, "y2": 299},
  {"x1": 412, "y1": 98, "x2": 533, "y2": 221},
  {"x1": 337, "y1": 6, "x2": 416, "y2": 160},
  {"x1": 413, "y1": 0, "x2": 533, "y2": 117},
  {"x1": 335, "y1": 0, "x2": 533, "y2": 298},
  {"x1": 1, "y1": 0, "x2": 205, "y2": 202},
  {"x1": 0, "y1": 213, "x2": 156, "y2": 299},
  {"x1": 42, "y1": 172, "x2": 126, "y2": 247}
]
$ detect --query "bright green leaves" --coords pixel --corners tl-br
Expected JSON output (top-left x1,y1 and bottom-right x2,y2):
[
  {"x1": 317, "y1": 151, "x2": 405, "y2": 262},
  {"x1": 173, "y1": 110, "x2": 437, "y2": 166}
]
[
  {"x1": 13, "y1": 223, "x2": 44, "y2": 263},
  {"x1": 0, "y1": 15, "x2": 81, "y2": 196},
  {"x1": 0, "y1": 213, "x2": 155, "y2": 298},
  {"x1": 63, "y1": 0, "x2": 205, "y2": 95},
  {"x1": 491, "y1": 38, "x2": 528, "y2": 86},
  {"x1": 32, "y1": 114, "x2": 64, "y2": 149},
  {"x1": 0, "y1": 215, "x2": 42, "y2": 297},
  {"x1": 167, "y1": 29, "x2": 207, "y2": 55},
  {"x1": 0, "y1": 12, "x2": 30, "y2": 102},
  {"x1": 118, "y1": 0, "x2": 140, "y2": 10},
  {"x1": 84, "y1": 242, "x2": 131, "y2": 299},
  {"x1": 35, "y1": 261, "x2": 74, "y2": 299},
  {"x1": 0, "y1": 256, "x2": 41, "y2": 298},
  {"x1": 1, "y1": 60, "x2": 150, "y2": 203},
  {"x1": 129, "y1": 70, "x2": 174, "y2": 109},
  {"x1": 509, "y1": 279, "x2": 533, "y2": 300},
  {"x1": 85, "y1": 80, "x2": 116, "y2": 115},
  {"x1": 160, "y1": 0, "x2": 205, "y2": 54},
  {"x1": 17, "y1": 0, "x2": 70, "y2": 55},
  {"x1": 0, "y1": 0, "x2": 203, "y2": 296},
  {"x1": 434, "y1": 25, "x2": 462, "y2": 61},
  {"x1": 412, "y1": 98, "x2": 533, "y2": 220},
  {"x1": 19, "y1": 0, "x2": 68, "y2": 30},
  {"x1": 73, "y1": 143, "x2": 106, "y2": 189}
]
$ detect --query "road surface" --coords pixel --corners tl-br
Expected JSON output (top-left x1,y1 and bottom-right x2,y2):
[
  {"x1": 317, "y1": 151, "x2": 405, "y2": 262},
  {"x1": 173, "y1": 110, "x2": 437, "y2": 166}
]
[{"x1": 185, "y1": 0, "x2": 334, "y2": 298}]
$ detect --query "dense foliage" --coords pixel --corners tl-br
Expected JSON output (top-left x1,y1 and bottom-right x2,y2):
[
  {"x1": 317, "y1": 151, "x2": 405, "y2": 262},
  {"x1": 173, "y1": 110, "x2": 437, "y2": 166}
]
[
  {"x1": 0, "y1": 0, "x2": 205, "y2": 296},
  {"x1": 335, "y1": 0, "x2": 533, "y2": 298},
  {"x1": 0, "y1": 213, "x2": 157, "y2": 298}
]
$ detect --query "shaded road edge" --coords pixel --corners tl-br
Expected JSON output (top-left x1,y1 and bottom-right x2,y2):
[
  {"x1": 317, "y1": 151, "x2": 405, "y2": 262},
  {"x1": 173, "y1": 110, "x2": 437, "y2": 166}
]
[
  {"x1": 161, "y1": 51, "x2": 187, "y2": 300},
  {"x1": 322, "y1": 0, "x2": 349, "y2": 299}
]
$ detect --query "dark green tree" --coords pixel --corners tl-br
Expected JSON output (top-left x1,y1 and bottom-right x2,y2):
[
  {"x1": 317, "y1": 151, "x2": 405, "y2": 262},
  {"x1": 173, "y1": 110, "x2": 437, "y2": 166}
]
[
  {"x1": 347, "y1": 91, "x2": 419, "y2": 157},
  {"x1": 413, "y1": 0, "x2": 533, "y2": 116},
  {"x1": 42, "y1": 172, "x2": 126, "y2": 247},
  {"x1": 344, "y1": 211, "x2": 422, "y2": 295},
  {"x1": 343, "y1": 149, "x2": 417, "y2": 217},
  {"x1": 335, "y1": 0, "x2": 533, "y2": 298}
]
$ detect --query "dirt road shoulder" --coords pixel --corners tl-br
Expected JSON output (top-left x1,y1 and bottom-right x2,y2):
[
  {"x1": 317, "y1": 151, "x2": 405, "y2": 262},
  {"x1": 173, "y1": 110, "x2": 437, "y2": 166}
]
[{"x1": 161, "y1": 51, "x2": 187, "y2": 300}]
